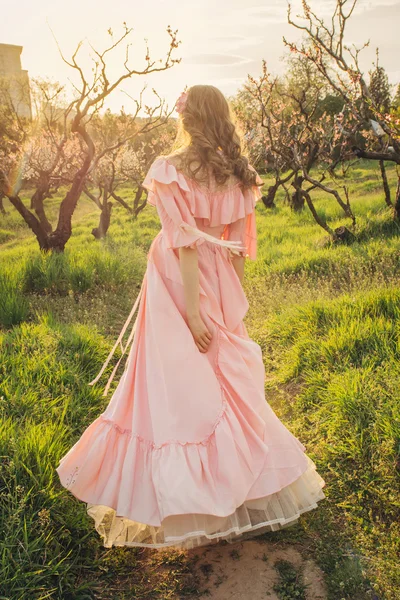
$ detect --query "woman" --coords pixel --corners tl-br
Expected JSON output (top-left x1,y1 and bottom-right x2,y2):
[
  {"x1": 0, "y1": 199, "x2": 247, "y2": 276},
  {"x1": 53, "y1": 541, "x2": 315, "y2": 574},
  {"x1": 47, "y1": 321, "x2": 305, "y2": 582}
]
[{"x1": 56, "y1": 84, "x2": 326, "y2": 550}]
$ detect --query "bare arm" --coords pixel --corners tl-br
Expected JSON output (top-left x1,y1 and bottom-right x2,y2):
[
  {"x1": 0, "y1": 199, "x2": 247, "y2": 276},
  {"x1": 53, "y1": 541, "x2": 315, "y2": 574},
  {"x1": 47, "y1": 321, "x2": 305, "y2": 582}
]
[
  {"x1": 178, "y1": 246, "x2": 213, "y2": 353},
  {"x1": 230, "y1": 254, "x2": 245, "y2": 283}
]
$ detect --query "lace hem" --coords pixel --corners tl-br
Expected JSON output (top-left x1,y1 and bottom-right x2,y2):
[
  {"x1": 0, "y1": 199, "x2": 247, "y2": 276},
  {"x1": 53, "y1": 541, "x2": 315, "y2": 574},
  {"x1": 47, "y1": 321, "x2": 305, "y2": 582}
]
[{"x1": 86, "y1": 454, "x2": 326, "y2": 549}]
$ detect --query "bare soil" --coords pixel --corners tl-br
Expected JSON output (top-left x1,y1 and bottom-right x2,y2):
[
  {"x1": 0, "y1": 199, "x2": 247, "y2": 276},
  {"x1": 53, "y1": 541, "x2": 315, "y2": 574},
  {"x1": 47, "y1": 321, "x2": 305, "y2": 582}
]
[{"x1": 188, "y1": 538, "x2": 327, "y2": 600}]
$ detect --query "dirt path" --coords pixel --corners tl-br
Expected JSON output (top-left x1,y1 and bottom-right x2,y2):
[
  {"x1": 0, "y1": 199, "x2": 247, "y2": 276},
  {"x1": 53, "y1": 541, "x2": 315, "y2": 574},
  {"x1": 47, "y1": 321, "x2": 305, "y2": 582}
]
[{"x1": 187, "y1": 538, "x2": 327, "y2": 600}]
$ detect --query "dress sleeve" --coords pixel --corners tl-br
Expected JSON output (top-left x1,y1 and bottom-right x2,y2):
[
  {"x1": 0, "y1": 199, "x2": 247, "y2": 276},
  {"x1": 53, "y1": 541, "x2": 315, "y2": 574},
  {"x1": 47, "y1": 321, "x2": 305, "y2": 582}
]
[
  {"x1": 142, "y1": 157, "x2": 248, "y2": 255},
  {"x1": 152, "y1": 180, "x2": 208, "y2": 250},
  {"x1": 224, "y1": 165, "x2": 262, "y2": 261},
  {"x1": 142, "y1": 156, "x2": 204, "y2": 250}
]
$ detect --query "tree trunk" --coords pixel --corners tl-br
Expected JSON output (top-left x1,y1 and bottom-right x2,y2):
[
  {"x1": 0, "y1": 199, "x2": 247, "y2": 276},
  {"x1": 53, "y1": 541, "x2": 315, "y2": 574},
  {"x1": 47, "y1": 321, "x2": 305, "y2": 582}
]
[
  {"x1": 134, "y1": 198, "x2": 148, "y2": 218},
  {"x1": 92, "y1": 201, "x2": 113, "y2": 239},
  {"x1": 46, "y1": 152, "x2": 92, "y2": 252},
  {"x1": 394, "y1": 176, "x2": 400, "y2": 220},
  {"x1": 290, "y1": 175, "x2": 305, "y2": 211},
  {"x1": 83, "y1": 187, "x2": 102, "y2": 209},
  {"x1": 31, "y1": 188, "x2": 53, "y2": 234},
  {"x1": 133, "y1": 185, "x2": 147, "y2": 217},
  {"x1": 262, "y1": 184, "x2": 278, "y2": 208},
  {"x1": 7, "y1": 194, "x2": 51, "y2": 250},
  {"x1": 379, "y1": 160, "x2": 392, "y2": 207},
  {"x1": 5, "y1": 125, "x2": 94, "y2": 252},
  {"x1": 281, "y1": 182, "x2": 291, "y2": 205},
  {"x1": 111, "y1": 191, "x2": 134, "y2": 214},
  {"x1": 302, "y1": 171, "x2": 354, "y2": 220},
  {"x1": 302, "y1": 190, "x2": 337, "y2": 239},
  {"x1": 42, "y1": 121, "x2": 95, "y2": 252},
  {"x1": 0, "y1": 193, "x2": 6, "y2": 215},
  {"x1": 334, "y1": 225, "x2": 356, "y2": 243}
]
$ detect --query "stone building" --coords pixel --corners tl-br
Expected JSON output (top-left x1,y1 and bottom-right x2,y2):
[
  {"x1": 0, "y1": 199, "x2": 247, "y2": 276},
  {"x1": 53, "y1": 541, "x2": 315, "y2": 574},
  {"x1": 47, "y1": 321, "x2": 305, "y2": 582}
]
[{"x1": 0, "y1": 43, "x2": 32, "y2": 119}]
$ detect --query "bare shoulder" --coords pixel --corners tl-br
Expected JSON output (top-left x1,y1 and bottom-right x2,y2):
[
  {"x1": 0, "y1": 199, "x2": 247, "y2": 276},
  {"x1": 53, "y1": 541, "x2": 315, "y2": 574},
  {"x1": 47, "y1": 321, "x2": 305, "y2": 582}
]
[
  {"x1": 162, "y1": 152, "x2": 204, "y2": 181},
  {"x1": 162, "y1": 152, "x2": 186, "y2": 167}
]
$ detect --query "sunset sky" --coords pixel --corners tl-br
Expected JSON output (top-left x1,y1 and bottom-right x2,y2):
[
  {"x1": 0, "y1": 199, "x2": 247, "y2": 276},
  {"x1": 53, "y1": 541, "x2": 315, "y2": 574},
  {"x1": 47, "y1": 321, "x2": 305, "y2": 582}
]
[{"x1": 2, "y1": 0, "x2": 400, "y2": 115}]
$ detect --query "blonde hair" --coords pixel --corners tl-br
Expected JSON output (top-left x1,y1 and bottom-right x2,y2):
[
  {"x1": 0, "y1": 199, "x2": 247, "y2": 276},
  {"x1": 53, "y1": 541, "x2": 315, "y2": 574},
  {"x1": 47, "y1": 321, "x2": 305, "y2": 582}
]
[{"x1": 168, "y1": 84, "x2": 261, "y2": 191}]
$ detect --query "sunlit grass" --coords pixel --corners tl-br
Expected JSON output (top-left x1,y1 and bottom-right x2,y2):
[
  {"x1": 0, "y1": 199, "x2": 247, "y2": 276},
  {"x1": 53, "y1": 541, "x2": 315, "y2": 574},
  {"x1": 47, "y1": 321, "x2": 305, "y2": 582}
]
[{"x1": 250, "y1": 288, "x2": 400, "y2": 599}]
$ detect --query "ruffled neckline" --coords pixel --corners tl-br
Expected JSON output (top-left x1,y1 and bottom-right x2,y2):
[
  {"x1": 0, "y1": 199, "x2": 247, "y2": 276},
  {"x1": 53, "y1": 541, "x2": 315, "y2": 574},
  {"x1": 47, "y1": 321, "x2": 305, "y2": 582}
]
[
  {"x1": 163, "y1": 158, "x2": 244, "y2": 196},
  {"x1": 143, "y1": 155, "x2": 263, "y2": 227}
]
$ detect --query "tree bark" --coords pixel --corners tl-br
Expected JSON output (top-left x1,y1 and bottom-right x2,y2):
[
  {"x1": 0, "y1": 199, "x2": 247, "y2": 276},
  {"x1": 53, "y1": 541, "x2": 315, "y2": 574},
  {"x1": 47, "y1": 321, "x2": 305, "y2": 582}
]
[
  {"x1": 111, "y1": 191, "x2": 134, "y2": 214},
  {"x1": 133, "y1": 185, "x2": 147, "y2": 217},
  {"x1": 394, "y1": 176, "x2": 400, "y2": 220},
  {"x1": 46, "y1": 125, "x2": 94, "y2": 252},
  {"x1": 352, "y1": 146, "x2": 400, "y2": 165},
  {"x1": 379, "y1": 160, "x2": 392, "y2": 207},
  {"x1": 83, "y1": 187, "x2": 102, "y2": 209},
  {"x1": 302, "y1": 190, "x2": 337, "y2": 238},
  {"x1": 290, "y1": 175, "x2": 305, "y2": 211},
  {"x1": 7, "y1": 194, "x2": 50, "y2": 250},
  {"x1": 92, "y1": 201, "x2": 113, "y2": 239},
  {"x1": 262, "y1": 185, "x2": 277, "y2": 208},
  {"x1": 31, "y1": 188, "x2": 53, "y2": 234},
  {"x1": 334, "y1": 225, "x2": 356, "y2": 243},
  {"x1": 302, "y1": 170, "x2": 353, "y2": 219},
  {"x1": 0, "y1": 193, "x2": 6, "y2": 215}
]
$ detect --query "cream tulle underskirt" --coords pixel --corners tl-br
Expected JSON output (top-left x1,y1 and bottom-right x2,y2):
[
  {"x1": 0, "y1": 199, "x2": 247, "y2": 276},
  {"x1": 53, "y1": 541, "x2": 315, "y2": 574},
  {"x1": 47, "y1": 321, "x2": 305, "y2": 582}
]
[{"x1": 86, "y1": 454, "x2": 325, "y2": 550}]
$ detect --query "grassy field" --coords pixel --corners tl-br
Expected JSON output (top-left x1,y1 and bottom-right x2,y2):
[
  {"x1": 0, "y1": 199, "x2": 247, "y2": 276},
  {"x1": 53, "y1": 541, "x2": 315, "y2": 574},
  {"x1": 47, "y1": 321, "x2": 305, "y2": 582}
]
[{"x1": 0, "y1": 160, "x2": 399, "y2": 599}]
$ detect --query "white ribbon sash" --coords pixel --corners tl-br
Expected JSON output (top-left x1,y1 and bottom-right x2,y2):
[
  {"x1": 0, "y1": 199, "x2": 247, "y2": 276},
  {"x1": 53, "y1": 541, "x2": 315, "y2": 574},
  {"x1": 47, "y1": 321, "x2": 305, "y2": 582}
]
[
  {"x1": 179, "y1": 223, "x2": 247, "y2": 256},
  {"x1": 88, "y1": 272, "x2": 147, "y2": 396}
]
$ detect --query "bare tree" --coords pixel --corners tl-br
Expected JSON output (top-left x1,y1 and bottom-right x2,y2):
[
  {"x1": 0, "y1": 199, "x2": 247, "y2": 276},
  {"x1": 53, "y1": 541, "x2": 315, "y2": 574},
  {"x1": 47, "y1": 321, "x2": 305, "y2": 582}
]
[
  {"x1": 245, "y1": 58, "x2": 355, "y2": 239},
  {"x1": 285, "y1": 0, "x2": 400, "y2": 218},
  {"x1": 244, "y1": 64, "x2": 298, "y2": 208},
  {"x1": 0, "y1": 24, "x2": 181, "y2": 250},
  {"x1": 83, "y1": 116, "x2": 176, "y2": 238}
]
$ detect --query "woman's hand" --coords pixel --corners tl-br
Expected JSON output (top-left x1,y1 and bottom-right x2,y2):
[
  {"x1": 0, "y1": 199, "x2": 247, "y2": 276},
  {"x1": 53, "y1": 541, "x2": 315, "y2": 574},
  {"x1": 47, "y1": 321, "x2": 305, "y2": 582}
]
[
  {"x1": 178, "y1": 245, "x2": 212, "y2": 351},
  {"x1": 187, "y1": 313, "x2": 213, "y2": 353}
]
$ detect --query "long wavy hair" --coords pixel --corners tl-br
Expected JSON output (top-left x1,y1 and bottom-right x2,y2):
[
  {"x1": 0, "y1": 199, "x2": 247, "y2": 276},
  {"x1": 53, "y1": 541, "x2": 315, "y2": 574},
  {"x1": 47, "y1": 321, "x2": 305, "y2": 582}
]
[{"x1": 167, "y1": 84, "x2": 262, "y2": 192}]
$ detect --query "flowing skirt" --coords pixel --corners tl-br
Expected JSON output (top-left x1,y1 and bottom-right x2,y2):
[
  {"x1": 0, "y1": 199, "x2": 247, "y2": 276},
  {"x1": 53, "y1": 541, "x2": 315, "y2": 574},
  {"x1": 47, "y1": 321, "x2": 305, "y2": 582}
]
[{"x1": 56, "y1": 233, "x2": 326, "y2": 550}]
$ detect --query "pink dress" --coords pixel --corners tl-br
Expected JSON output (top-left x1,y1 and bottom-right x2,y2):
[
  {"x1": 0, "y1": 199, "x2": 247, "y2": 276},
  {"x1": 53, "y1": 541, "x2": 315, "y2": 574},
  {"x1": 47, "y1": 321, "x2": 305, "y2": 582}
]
[{"x1": 56, "y1": 155, "x2": 326, "y2": 550}]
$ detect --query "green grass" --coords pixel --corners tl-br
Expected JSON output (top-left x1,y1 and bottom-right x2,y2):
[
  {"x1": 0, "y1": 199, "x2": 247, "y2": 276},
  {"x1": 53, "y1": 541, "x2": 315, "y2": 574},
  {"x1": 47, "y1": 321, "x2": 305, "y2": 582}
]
[
  {"x1": 0, "y1": 159, "x2": 399, "y2": 599},
  {"x1": 257, "y1": 288, "x2": 400, "y2": 598},
  {"x1": 273, "y1": 559, "x2": 306, "y2": 600},
  {"x1": 0, "y1": 270, "x2": 29, "y2": 326}
]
